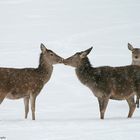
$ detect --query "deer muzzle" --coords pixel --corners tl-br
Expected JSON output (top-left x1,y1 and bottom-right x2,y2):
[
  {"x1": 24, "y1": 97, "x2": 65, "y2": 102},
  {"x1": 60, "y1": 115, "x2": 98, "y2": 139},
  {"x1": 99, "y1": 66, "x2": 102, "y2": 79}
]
[
  {"x1": 63, "y1": 59, "x2": 68, "y2": 65},
  {"x1": 58, "y1": 58, "x2": 64, "y2": 63}
]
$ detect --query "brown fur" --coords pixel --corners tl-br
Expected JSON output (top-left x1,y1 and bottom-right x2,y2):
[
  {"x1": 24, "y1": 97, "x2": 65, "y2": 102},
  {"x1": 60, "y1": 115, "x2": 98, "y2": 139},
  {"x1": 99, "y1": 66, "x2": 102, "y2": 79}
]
[
  {"x1": 0, "y1": 44, "x2": 63, "y2": 120},
  {"x1": 64, "y1": 47, "x2": 139, "y2": 119}
]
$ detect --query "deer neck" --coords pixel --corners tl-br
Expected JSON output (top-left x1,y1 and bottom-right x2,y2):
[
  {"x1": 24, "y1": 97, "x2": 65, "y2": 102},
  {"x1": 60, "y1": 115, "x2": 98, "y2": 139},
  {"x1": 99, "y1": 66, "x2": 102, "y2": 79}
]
[
  {"x1": 37, "y1": 54, "x2": 53, "y2": 84},
  {"x1": 75, "y1": 58, "x2": 92, "y2": 85}
]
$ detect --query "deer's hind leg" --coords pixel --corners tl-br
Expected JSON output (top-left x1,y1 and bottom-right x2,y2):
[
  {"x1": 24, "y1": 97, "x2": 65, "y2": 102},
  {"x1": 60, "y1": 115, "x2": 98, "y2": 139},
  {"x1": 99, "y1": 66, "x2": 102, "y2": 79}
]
[
  {"x1": 24, "y1": 96, "x2": 30, "y2": 119},
  {"x1": 136, "y1": 96, "x2": 139, "y2": 108},
  {"x1": 126, "y1": 96, "x2": 136, "y2": 118}
]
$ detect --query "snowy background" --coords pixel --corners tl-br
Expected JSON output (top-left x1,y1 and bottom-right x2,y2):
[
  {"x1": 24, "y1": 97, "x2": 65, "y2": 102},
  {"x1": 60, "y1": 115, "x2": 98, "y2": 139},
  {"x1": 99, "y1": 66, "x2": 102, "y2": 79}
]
[{"x1": 0, "y1": 0, "x2": 140, "y2": 140}]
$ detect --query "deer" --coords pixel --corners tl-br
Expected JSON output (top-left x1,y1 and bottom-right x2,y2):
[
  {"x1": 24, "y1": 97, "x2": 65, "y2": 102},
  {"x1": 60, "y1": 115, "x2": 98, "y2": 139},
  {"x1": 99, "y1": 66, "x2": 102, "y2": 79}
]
[
  {"x1": 63, "y1": 47, "x2": 140, "y2": 119},
  {"x1": 128, "y1": 43, "x2": 140, "y2": 108},
  {"x1": 0, "y1": 44, "x2": 63, "y2": 120},
  {"x1": 128, "y1": 43, "x2": 140, "y2": 65}
]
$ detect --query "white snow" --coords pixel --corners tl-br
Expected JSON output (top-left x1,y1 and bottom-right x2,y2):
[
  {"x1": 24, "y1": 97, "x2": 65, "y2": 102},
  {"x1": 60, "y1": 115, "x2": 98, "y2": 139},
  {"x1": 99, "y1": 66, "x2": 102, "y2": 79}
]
[{"x1": 0, "y1": 0, "x2": 140, "y2": 140}]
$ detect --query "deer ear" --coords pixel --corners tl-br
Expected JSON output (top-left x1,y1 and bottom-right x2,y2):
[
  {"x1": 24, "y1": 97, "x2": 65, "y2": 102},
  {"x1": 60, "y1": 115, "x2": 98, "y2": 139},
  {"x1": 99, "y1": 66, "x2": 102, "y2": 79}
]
[
  {"x1": 80, "y1": 47, "x2": 93, "y2": 58},
  {"x1": 40, "y1": 43, "x2": 47, "y2": 53},
  {"x1": 128, "y1": 43, "x2": 134, "y2": 51}
]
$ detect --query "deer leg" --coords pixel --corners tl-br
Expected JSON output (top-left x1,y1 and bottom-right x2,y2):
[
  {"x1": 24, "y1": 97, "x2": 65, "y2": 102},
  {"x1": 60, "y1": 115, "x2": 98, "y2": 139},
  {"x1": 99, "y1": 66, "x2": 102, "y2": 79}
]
[
  {"x1": 126, "y1": 96, "x2": 136, "y2": 118},
  {"x1": 30, "y1": 94, "x2": 36, "y2": 120},
  {"x1": 0, "y1": 93, "x2": 6, "y2": 104},
  {"x1": 24, "y1": 96, "x2": 30, "y2": 119},
  {"x1": 136, "y1": 96, "x2": 139, "y2": 108},
  {"x1": 98, "y1": 97, "x2": 109, "y2": 119}
]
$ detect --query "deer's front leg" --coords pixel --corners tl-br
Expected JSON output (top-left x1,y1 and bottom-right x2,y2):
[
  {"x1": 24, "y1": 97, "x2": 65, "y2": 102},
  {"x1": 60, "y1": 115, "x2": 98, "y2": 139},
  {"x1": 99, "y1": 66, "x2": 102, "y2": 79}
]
[
  {"x1": 0, "y1": 93, "x2": 6, "y2": 104},
  {"x1": 30, "y1": 94, "x2": 37, "y2": 120},
  {"x1": 98, "y1": 97, "x2": 109, "y2": 119},
  {"x1": 126, "y1": 96, "x2": 136, "y2": 118},
  {"x1": 24, "y1": 96, "x2": 30, "y2": 119}
]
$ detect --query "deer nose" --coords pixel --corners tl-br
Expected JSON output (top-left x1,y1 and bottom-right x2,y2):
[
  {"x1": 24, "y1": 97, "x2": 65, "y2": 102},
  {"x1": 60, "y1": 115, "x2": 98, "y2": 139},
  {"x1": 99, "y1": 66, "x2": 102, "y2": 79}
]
[
  {"x1": 63, "y1": 59, "x2": 68, "y2": 65},
  {"x1": 59, "y1": 58, "x2": 64, "y2": 63},
  {"x1": 61, "y1": 58, "x2": 64, "y2": 63},
  {"x1": 135, "y1": 56, "x2": 138, "y2": 59}
]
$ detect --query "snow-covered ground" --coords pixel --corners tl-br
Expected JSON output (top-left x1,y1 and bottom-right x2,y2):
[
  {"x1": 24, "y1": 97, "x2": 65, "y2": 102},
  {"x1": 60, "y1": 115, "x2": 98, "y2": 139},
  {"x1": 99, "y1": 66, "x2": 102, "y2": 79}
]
[{"x1": 0, "y1": 0, "x2": 140, "y2": 139}]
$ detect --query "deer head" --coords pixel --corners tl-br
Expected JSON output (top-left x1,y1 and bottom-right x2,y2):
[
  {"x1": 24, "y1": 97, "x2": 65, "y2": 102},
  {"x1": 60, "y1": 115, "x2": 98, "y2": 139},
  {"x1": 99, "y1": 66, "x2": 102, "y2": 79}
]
[
  {"x1": 63, "y1": 47, "x2": 93, "y2": 67},
  {"x1": 128, "y1": 43, "x2": 140, "y2": 65},
  {"x1": 40, "y1": 43, "x2": 63, "y2": 65}
]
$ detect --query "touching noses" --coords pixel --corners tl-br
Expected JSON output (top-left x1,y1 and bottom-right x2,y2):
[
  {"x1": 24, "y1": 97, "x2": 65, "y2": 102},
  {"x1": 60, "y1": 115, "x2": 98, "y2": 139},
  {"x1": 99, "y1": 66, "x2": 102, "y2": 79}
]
[
  {"x1": 58, "y1": 58, "x2": 64, "y2": 63},
  {"x1": 63, "y1": 59, "x2": 66, "y2": 65}
]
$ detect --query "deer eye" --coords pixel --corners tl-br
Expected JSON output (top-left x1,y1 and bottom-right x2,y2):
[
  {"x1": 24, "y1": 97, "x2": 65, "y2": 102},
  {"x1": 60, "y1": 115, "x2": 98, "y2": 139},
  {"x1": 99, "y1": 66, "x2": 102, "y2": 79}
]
[
  {"x1": 50, "y1": 52, "x2": 54, "y2": 56},
  {"x1": 135, "y1": 56, "x2": 138, "y2": 59},
  {"x1": 75, "y1": 52, "x2": 80, "y2": 55}
]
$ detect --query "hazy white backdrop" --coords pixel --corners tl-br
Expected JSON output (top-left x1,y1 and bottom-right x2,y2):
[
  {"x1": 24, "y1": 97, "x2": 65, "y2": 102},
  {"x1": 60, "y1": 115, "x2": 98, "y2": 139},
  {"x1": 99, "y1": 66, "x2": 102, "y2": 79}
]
[{"x1": 0, "y1": 0, "x2": 140, "y2": 140}]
